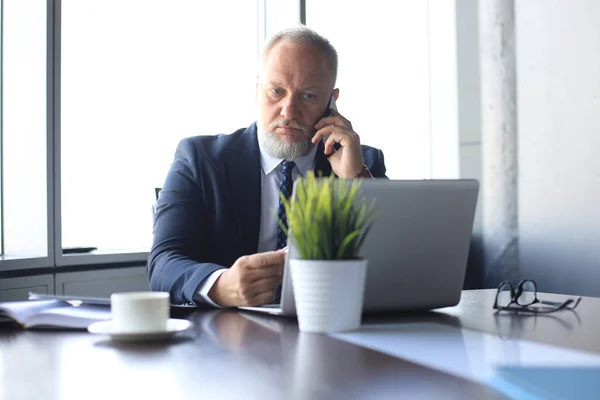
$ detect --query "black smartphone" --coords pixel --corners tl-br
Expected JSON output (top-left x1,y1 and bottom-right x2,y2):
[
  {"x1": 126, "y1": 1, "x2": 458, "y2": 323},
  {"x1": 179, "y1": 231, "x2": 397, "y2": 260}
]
[
  {"x1": 321, "y1": 94, "x2": 340, "y2": 155},
  {"x1": 322, "y1": 93, "x2": 337, "y2": 119}
]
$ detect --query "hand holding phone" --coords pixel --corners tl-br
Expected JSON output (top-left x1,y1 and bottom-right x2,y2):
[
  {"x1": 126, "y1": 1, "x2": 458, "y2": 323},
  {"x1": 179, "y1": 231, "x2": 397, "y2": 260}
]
[{"x1": 312, "y1": 93, "x2": 365, "y2": 178}]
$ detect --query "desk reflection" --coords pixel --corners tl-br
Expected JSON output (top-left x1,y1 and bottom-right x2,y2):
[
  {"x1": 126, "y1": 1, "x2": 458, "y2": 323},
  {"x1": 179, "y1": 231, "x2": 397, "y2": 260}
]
[
  {"x1": 198, "y1": 310, "x2": 290, "y2": 356},
  {"x1": 493, "y1": 309, "x2": 582, "y2": 337},
  {"x1": 199, "y1": 310, "x2": 365, "y2": 383},
  {"x1": 195, "y1": 310, "x2": 482, "y2": 399}
]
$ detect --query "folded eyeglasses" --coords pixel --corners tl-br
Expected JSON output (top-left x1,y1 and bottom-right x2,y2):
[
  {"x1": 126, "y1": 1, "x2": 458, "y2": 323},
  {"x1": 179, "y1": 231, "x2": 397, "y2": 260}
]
[{"x1": 494, "y1": 279, "x2": 581, "y2": 313}]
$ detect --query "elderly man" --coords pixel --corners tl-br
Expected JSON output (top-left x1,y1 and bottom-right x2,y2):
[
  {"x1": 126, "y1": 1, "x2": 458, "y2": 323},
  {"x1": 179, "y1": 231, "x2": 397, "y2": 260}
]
[{"x1": 148, "y1": 26, "x2": 387, "y2": 307}]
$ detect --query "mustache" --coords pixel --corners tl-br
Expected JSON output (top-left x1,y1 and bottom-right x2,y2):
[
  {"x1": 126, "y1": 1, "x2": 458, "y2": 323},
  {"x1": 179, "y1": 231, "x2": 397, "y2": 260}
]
[{"x1": 268, "y1": 119, "x2": 310, "y2": 134}]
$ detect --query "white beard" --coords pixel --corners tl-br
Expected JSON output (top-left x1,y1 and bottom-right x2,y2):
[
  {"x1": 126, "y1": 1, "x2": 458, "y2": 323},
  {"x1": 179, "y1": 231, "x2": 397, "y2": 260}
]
[{"x1": 258, "y1": 123, "x2": 313, "y2": 161}]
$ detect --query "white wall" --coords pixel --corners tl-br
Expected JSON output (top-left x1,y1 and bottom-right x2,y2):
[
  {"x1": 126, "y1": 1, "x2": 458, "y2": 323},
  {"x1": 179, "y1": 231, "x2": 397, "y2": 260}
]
[
  {"x1": 456, "y1": 0, "x2": 482, "y2": 230},
  {"x1": 517, "y1": 0, "x2": 600, "y2": 296}
]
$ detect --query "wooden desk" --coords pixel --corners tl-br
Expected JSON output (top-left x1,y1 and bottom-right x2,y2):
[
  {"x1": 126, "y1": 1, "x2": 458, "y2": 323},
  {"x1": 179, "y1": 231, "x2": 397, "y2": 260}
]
[{"x1": 0, "y1": 290, "x2": 595, "y2": 399}]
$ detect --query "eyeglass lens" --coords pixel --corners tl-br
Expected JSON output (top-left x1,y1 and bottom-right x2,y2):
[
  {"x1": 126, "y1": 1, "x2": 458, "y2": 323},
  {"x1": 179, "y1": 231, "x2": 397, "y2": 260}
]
[
  {"x1": 497, "y1": 282, "x2": 513, "y2": 307},
  {"x1": 517, "y1": 280, "x2": 537, "y2": 306}
]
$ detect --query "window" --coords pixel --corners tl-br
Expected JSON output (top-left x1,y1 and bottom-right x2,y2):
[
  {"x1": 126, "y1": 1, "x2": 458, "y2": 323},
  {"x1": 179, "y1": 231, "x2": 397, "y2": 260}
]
[
  {"x1": 0, "y1": 1, "x2": 458, "y2": 270},
  {"x1": 306, "y1": 0, "x2": 432, "y2": 179},
  {"x1": 306, "y1": 0, "x2": 459, "y2": 179},
  {"x1": 60, "y1": 0, "x2": 260, "y2": 253},
  {"x1": 1, "y1": 0, "x2": 49, "y2": 261},
  {"x1": 0, "y1": 2, "x2": 3, "y2": 256}
]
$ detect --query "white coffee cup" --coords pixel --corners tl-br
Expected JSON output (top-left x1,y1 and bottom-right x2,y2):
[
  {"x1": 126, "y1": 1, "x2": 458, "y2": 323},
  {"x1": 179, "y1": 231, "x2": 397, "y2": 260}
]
[{"x1": 110, "y1": 291, "x2": 170, "y2": 333}]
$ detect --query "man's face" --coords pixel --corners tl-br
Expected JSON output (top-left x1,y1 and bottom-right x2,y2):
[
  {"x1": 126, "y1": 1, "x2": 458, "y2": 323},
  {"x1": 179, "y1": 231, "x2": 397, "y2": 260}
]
[{"x1": 257, "y1": 40, "x2": 334, "y2": 160}]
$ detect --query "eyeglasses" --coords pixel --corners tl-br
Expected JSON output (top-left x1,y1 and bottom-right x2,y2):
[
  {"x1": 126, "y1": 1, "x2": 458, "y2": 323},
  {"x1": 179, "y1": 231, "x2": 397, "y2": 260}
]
[{"x1": 494, "y1": 280, "x2": 582, "y2": 313}]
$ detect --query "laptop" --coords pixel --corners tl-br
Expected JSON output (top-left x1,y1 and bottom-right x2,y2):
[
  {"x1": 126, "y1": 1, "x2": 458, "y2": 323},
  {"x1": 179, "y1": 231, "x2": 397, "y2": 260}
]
[{"x1": 239, "y1": 179, "x2": 479, "y2": 316}]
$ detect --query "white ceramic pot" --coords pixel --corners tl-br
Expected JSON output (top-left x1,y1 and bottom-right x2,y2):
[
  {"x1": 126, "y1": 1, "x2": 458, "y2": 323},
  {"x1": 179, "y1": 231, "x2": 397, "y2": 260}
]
[{"x1": 290, "y1": 258, "x2": 368, "y2": 333}]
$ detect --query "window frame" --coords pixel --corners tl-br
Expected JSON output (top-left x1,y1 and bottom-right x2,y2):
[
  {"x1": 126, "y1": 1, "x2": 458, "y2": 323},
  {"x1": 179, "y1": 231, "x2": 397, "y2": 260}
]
[
  {"x1": 0, "y1": 0, "x2": 280, "y2": 271},
  {"x1": 52, "y1": 0, "x2": 278, "y2": 268}
]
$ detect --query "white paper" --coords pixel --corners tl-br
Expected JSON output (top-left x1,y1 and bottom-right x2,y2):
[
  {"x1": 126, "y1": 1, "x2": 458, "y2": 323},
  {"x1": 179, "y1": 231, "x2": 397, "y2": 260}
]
[{"x1": 331, "y1": 322, "x2": 600, "y2": 383}]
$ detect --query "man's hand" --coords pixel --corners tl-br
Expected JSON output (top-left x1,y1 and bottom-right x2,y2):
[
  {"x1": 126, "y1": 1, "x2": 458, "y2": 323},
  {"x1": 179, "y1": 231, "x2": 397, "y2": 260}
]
[
  {"x1": 312, "y1": 109, "x2": 364, "y2": 178},
  {"x1": 208, "y1": 251, "x2": 286, "y2": 307}
]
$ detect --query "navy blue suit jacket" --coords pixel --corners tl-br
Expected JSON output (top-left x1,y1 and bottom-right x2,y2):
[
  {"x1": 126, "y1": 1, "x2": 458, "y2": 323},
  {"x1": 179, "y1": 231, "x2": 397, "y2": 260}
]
[{"x1": 147, "y1": 122, "x2": 387, "y2": 304}]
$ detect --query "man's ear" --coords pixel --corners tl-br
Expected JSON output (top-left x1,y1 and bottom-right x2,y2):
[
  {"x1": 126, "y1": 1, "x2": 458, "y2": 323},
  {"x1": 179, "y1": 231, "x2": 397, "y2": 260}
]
[{"x1": 333, "y1": 88, "x2": 340, "y2": 102}]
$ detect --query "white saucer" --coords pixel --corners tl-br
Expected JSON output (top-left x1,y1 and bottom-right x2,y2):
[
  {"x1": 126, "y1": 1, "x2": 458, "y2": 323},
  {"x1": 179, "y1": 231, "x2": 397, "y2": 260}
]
[{"x1": 87, "y1": 318, "x2": 192, "y2": 342}]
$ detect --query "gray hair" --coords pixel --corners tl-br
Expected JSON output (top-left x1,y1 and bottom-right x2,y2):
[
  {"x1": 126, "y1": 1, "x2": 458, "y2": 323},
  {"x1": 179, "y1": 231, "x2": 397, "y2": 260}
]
[{"x1": 261, "y1": 25, "x2": 338, "y2": 86}]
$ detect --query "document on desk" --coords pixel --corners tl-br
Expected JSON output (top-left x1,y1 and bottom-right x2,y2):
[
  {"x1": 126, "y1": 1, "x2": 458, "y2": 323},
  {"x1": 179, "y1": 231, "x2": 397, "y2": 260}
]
[
  {"x1": 0, "y1": 299, "x2": 111, "y2": 329},
  {"x1": 331, "y1": 323, "x2": 600, "y2": 400}
]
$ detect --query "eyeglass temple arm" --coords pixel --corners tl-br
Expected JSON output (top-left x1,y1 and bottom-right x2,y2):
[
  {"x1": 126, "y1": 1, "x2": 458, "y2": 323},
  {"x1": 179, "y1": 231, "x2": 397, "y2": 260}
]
[
  {"x1": 539, "y1": 297, "x2": 581, "y2": 309},
  {"x1": 538, "y1": 299, "x2": 566, "y2": 307}
]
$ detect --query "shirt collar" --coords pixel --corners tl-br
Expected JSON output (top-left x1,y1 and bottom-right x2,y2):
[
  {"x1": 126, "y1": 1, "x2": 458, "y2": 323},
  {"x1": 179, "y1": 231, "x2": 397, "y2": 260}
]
[{"x1": 257, "y1": 124, "x2": 318, "y2": 177}]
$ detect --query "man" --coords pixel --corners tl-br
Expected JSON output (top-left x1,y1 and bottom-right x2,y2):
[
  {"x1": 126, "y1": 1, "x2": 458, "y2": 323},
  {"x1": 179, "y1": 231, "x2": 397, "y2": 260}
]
[{"x1": 148, "y1": 26, "x2": 387, "y2": 307}]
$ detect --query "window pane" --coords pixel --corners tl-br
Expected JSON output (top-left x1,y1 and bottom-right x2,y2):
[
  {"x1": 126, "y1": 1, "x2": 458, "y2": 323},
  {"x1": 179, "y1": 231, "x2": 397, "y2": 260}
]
[
  {"x1": 307, "y1": 0, "x2": 431, "y2": 179},
  {"x1": 61, "y1": 0, "x2": 258, "y2": 251},
  {"x1": 0, "y1": 4, "x2": 3, "y2": 256},
  {"x1": 263, "y1": 0, "x2": 300, "y2": 43},
  {"x1": 2, "y1": 0, "x2": 48, "y2": 257}
]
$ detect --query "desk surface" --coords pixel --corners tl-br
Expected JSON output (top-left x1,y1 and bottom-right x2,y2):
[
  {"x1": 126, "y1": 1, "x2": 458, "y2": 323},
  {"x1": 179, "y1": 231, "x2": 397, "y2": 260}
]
[{"x1": 0, "y1": 290, "x2": 596, "y2": 400}]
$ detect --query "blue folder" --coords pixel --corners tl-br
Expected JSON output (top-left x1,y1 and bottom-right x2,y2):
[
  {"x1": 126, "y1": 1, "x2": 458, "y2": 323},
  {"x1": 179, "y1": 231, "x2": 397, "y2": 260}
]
[{"x1": 487, "y1": 367, "x2": 600, "y2": 400}]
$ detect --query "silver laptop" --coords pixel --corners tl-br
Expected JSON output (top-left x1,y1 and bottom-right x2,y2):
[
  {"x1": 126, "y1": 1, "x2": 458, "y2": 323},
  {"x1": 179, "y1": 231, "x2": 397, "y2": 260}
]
[{"x1": 239, "y1": 179, "x2": 479, "y2": 316}]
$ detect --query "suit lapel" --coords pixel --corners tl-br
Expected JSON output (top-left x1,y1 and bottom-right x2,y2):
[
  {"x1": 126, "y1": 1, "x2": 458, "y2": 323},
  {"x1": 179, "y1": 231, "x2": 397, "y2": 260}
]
[{"x1": 225, "y1": 124, "x2": 261, "y2": 255}]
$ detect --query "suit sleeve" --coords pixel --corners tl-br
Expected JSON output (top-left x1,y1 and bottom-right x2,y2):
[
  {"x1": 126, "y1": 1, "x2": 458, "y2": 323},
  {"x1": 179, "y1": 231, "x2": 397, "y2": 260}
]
[
  {"x1": 147, "y1": 138, "x2": 225, "y2": 305},
  {"x1": 367, "y1": 148, "x2": 388, "y2": 179}
]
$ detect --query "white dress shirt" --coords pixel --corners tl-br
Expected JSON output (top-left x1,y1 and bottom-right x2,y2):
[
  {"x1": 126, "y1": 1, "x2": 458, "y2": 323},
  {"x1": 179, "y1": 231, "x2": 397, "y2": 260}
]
[{"x1": 195, "y1": 138, "x2": 318, "y2": 307}]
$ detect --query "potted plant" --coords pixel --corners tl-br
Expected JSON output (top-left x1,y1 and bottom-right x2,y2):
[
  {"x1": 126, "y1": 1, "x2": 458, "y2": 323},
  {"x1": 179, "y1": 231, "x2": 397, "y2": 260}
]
[{"x1": 279, "y1": 172, "x2": 377, "y2": 333}]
